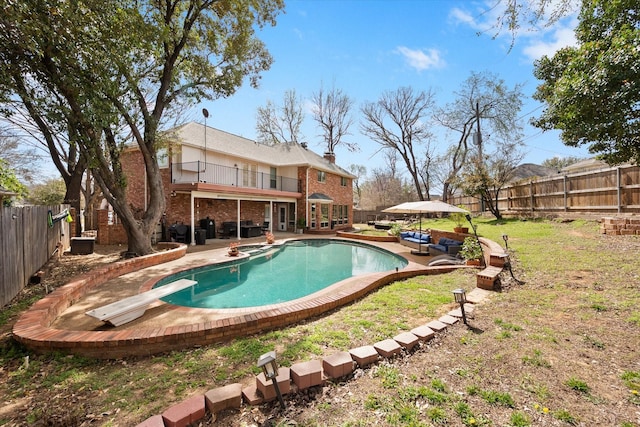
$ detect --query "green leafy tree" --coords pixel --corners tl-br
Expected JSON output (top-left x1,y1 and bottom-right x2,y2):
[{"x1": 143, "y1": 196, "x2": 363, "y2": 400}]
[
  {"x1": 27, "y1": 178, "x2": 66, "y2": 206},
  {"x1": 541, "y1": 156, "x2": 583, "y2": 171},
  {"x1": 0, "y1": 0, "x2": 284, "y2": 255},
  {"x1": 0, "y1": 159, "x2": 27, "y2": 206},
  {"x1": 532, "y1": 0, "x2": 640, "y2": 165}
]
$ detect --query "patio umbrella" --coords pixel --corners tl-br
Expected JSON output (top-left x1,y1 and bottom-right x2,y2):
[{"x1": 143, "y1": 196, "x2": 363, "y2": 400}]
[
  {"x1": 382, "y1": 201, "x2": 469, "y2": 254},
  {"x1": 382, "y1": 200, "x2": 468, "y2": 215}
]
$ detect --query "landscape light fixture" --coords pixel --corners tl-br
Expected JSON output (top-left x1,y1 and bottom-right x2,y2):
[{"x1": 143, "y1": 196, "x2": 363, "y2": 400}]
[
  {"x1": 202, "y1": 108, "x2": 209, "y2": 171},
  {"x1": 502, "y1": 234, "x2": 509, "y2": 250},
  {"x1": 452, "y1": 288, "x2": 468, "y2": 325},
  {"x1": 257, "y1": 351, "x2": 285, "y2": 409}
]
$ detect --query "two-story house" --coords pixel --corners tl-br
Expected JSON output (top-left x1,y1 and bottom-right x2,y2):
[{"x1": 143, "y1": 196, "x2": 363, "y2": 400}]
[{"x1": 115, "y1": 121, "x2": 354, "y2": 244}]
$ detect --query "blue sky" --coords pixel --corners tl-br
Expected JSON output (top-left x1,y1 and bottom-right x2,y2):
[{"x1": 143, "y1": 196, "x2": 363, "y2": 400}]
[{"x1": 194, "y1": 0, "x2": 590, "y2": 175}]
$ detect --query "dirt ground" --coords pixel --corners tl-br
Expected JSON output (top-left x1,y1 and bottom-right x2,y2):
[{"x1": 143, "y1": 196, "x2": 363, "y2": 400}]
[{"x1": 2, "y1": 226, "x2": 640, "y2": 426}]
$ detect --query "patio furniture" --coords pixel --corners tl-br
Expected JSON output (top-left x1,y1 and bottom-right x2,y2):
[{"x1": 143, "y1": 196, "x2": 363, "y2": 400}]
[
  {"x1": 240, "y1": 220, "x2": 262, "y2": 238},
  {"x1": 399, "y1": 231, "x2": 431, "y2": 251},
  {"x1": 174, "y1": 224, "x2": 188, "y2": 243},
  {"x1": 219, "y1": 221, "x2": 237, "y2": 238},
  {"x1": 427, "y1": 237, "x2": 463, "y2": 256}
]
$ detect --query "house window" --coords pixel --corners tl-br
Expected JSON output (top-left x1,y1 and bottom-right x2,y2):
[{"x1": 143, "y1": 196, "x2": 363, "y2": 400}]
[
  {"x1": 333, "y1": 205, "x2": 338, "y2": 225},
  {"x1": 341, "y1": 176, "x2": 347, "y2": 186},
  {"x1": 270, "y1": 167, "x2": 277, "y2": 189},
  {"x1": 310, "y1": 203, "x2": 316, "y2": 228},
  {"x1": 321, "y1": 204, "x2": 329, "y2": 228},
  {"x1": 317, "y1": 170, "x2": 326, "y2": 183},
  {"x1": 334, "y1": 205, "x2": 347, "y2": 225},
  {"x1": 242, "y1": 164, "x2": 257, "y2": 187}
]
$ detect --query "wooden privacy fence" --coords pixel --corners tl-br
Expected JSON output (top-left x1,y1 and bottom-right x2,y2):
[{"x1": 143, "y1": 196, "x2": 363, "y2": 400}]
[
  {"x1": 0, "y1": 205, "x2": 70, "y2": 308},
  {"x1": 450, "y1": 163, "x2": 640, "y2": 216}
]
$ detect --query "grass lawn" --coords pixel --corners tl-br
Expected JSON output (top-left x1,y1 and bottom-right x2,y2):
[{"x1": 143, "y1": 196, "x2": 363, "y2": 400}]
[{"x1": 1, "y1": 217, "x2": 639, "y2": 426}]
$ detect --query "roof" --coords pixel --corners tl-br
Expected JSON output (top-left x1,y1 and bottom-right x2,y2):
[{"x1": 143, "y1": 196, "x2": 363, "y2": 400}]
[
  {"x1": 560, "y1": 158, "x2": 609, "y2": 174},
  {"x1": 167, "y1": 122, "x2": 355, "y2": 178},
  {"x1": 0, "y1": 185, "x2": 18, "y2": 197},
  {"x1": 509, "y1": 163, "x2": 556, "y2": 182},
  {"x1": 308, "y1": 192, "x2": 333, "y2": 202}
]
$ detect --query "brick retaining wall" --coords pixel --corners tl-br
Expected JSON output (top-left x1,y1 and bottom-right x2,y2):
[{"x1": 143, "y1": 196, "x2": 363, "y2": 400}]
[{"x1": 601, "y1": 217, "x2": 640, "y2": 235}]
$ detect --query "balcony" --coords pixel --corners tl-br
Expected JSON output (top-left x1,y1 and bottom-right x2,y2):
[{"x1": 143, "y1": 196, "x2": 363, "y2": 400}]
[{"x1": 171, "y1": 161, "x2": 300, "y2": 193}]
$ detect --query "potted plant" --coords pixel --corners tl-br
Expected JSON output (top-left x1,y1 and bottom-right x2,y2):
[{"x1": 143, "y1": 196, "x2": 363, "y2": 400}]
[
  {"x1": 228, "y1": 242, "x2": 239, "y2": 256},
  {"x1": 459, "y1": 236, "x2": 483, "y2": 265},
  {"x1": 389, "y1": 223, "x2": 402, "y2": 239},
  {"x1": 265, "y1": 231, "x2": 275, "y2": 244},
  {"x1": 450, "y1": 206, "x2": 469, "y2": 234},
  {"x1": 296, "y1": 218, "x2": 306, "y2": 234}
]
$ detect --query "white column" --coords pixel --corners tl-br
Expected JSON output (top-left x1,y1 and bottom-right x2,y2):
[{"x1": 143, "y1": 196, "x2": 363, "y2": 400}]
[{"x1": 190, "y1": 193, "x2": 196, "y2": 245}]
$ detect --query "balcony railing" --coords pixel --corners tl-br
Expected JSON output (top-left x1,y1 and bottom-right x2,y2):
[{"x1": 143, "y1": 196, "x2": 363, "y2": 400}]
[{"x1": 171, "y1": 161, "x2": 300, "y2": 193}]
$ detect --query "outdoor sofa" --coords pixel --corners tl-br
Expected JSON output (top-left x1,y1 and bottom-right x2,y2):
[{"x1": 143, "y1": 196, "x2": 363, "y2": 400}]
[
  {"x1": 427, "y1": 237, "x2": 463, "y2": 256},
  {"x1": 399, "y1": 231, "x2": 431, "y2": 251}
]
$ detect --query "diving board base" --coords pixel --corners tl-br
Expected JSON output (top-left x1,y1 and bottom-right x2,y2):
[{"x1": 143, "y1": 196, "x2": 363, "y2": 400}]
[{"x1": 85, "y1": 279, "x2": 197, "y2": 326}]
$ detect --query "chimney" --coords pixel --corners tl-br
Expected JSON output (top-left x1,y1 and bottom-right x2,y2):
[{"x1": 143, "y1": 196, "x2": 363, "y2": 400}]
[{"x1": 324, "y1": 151, "x2": 335, "y2": 164}]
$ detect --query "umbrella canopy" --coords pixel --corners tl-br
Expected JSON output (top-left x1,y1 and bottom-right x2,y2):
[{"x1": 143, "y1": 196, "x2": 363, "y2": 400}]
[
  {"x1": 382, "y1": 200, "x2": 468, "y2": 214},
  {"x1": 382, "y1": 201, "x2": 468, "y2": 256}
]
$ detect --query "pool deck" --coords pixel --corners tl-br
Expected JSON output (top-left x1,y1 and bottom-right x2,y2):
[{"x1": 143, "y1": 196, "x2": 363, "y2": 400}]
[{"x1": 12, "y1": 233, "x2": 474, "y2": 359}]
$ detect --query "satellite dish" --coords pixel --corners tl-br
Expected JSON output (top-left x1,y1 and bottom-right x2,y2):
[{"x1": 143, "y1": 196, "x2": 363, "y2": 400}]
[{"x1": 202, "y1": 108, "x2": 209, "y2": 118}]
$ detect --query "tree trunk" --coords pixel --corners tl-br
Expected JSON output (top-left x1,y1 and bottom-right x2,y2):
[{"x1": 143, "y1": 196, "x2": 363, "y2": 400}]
[
  {"x1": 442, "y1": 181, "x2": 450, "y2": 203},
  {"x1": 63, "y1": 166, "x2": 85, "y2": 237}
]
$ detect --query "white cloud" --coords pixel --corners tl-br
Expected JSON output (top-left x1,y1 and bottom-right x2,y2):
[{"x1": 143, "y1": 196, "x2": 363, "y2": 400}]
[
  {"x1": 448, "y1": 1, "x2": 579, "y2": 61},
  {"x1": 396, "y1": 46, "x2": 446, "y2": 71},
  {"x1": 449, "y1": 6, "x2": 492, "y2": 32},
  {"x1": 522, "y1": 25, "x2": 578, "y2": 60}
]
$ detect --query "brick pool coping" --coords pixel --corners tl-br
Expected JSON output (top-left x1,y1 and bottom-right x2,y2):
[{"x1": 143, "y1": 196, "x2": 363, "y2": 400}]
[{"x1": 11, "y1": 237, "x2": 483, "y2": 359}]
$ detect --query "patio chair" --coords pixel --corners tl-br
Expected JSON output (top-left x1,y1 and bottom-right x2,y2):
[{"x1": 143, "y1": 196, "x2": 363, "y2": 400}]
[{"x1": 174, "y1": 224, "x2": 188, "y2": 243}]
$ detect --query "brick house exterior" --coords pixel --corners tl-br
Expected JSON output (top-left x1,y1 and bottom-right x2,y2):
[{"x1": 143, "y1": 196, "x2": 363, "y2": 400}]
[{"x1": 104, "y1": 122, "x2": 354, "y2": 244}]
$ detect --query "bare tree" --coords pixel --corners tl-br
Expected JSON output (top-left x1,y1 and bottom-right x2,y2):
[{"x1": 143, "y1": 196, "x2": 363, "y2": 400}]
[
  {"x1": 360, "y1": 87, "x2": 437, "y2": 201},
  {"x1": 348, "y1": 164, "x2": 366, "y2": 207},
  {"x1": 0, "y1": 124, "x2": 42, "y2": 183},
  {"x1": 358, "y1": 150, "x2": 415, "y2": 210},
  {"x1": 460, "y1": 141, "x2": 524, "y2": 219},
  {"x1": 311, "y1": 83, "x2": 357, "y2": 154},
  {"x1": 256, "y1": 89, "x2": 305, "y2": 144},
  {"x1": 418, "y1": 139, "x2": 437, "y2": 199},
  {"x1": 435, "y1": 71, "x2": 524, "y2": 202}
]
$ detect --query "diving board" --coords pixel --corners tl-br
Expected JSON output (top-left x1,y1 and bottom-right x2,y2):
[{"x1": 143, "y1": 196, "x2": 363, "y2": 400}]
[{"x1": 85, "y1": 279, "x2": 197, "y2": 326}]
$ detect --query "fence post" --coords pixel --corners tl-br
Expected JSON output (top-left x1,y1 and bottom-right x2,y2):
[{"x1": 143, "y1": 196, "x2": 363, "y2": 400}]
[{"x1": 617, "y1": 167, "x2": 621, "y2": 214}]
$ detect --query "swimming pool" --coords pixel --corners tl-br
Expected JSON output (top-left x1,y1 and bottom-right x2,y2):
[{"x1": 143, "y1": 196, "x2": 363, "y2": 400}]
[{"x1": 154, "y1": 239, "x2": 408, "y2": 309}]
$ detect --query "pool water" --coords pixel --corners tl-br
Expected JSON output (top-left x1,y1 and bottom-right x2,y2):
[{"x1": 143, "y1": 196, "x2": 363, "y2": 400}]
[{"x1": 155, "y1": 239, "x2": 407, "y2": 308}]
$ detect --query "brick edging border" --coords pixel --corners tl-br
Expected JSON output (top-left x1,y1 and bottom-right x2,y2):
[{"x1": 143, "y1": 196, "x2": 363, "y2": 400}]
[
  {"x1": 12, "y1": 236, "x2": 507, "y2": 359},
  {"x1": 11, "y1": 242, "x2": 187, "y2": 356},
  {"x1": 12, "y1": 241, "x2": 466, "y2": 358}
]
